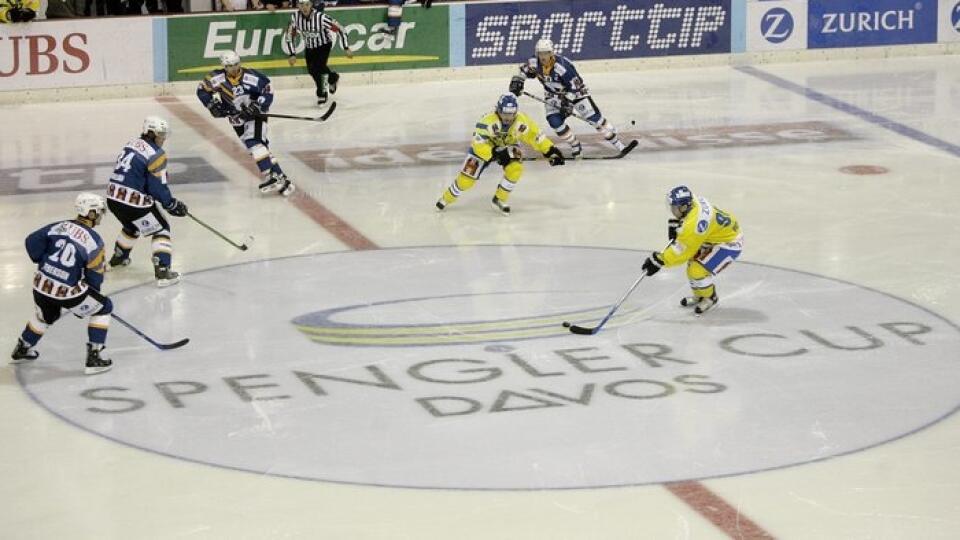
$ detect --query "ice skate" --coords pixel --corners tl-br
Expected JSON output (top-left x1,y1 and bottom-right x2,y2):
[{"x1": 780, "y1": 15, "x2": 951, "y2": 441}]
[
  {"x1": 84, "y1": 343, "x2": 112, "y2": 375},
  {"x1": 153, "y1": 256, "x2": 181, "y2": 288},
  {"x1": 10, "y1": 338, "x2": 38, "y2": 363},
  {"x1": 490, "y1": 196, "x2": 510, "y2": 215}
]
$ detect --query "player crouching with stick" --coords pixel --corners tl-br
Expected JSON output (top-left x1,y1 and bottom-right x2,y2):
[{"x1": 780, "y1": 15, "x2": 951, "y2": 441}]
[
  {"x1": 435, "y1": 94, "x2": 565, "y2": 215},
  {"x1": 641, "y1": 185, "x2": 743, "y2": 314}
]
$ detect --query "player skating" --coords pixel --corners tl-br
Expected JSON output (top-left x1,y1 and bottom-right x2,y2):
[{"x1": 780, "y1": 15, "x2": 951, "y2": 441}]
[
  {"x1": 509, "y1": 39, "x2": 636, "y2": 159},
  {"x1": 197, "y1": 50, "x2": 295, "y2": 197},
  {"x1": 10, "y1": 193, "x2": 115, "y2": 375},
  {"x1": 105, "y1": 116, "x2": 187, "y2": 287},
  {"x1": 641, "y1": 185, "x2": 743, "y2": 314},
  {"x1": 435, "y1": 94, "x2": 565, "y2": 215}
]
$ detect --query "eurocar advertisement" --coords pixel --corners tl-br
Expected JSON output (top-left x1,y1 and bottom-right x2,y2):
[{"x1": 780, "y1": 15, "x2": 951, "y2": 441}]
[{"x1": 464, "y1": 0, "x2": 732, "y2": 65}]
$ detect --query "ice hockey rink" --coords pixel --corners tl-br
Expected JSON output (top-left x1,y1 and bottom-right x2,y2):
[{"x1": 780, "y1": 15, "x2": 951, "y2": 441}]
[{"x1": 2, "y1": 53, "x2": 959, "y2": 539}]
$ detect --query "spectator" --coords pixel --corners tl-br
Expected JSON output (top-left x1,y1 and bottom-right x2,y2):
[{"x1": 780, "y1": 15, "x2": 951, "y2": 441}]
[
  {"x1": 127, "y1": 0, "x2": 161, "y2": 14},
  {"x1": 0, "y1": 0, "x2": 40, "y2": 21},
  {"x1": 83, "y1": 0, "x2": 105, "y2": 16},
  {"x1": 46, "y1": 0, "x2": 77, "y2": 18},
  {"x1": 219, "y1": 0, "x2": 247, "y2": 11},
  {"x1": 261, "y1": 0, "x2": 287, "y2": 11}
]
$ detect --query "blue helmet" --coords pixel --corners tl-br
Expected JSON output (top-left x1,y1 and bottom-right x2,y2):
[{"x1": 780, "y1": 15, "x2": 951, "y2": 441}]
[
  {"x1": 496, "y1": 94, "x2": 519, "y2": 116},
  {"x1": 667, "y1": 185, "x2": 693, "y2": 211}
]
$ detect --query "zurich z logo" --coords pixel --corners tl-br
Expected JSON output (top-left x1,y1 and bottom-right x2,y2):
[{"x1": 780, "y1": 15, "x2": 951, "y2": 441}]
[
  {"x1": 761, "y1": 7, "x2": 794, "y2": 44},
  {"x1": 953, "y1": 2, "x2": 960, "y2": 33}
]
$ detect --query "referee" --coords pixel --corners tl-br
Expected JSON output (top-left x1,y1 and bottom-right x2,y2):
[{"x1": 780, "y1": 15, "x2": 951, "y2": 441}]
[{"x1": 286, "y1": 0, "x2": 354, "y2": 106}]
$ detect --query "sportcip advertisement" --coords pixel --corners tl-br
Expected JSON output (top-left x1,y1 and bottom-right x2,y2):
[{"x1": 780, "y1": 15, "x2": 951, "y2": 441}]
[
  {"x1": 807, "y1": 0, "x2": 938, "y2": 49},
  {"x1": 464, "y1": 0, "x2": 732, "y2": 66}
]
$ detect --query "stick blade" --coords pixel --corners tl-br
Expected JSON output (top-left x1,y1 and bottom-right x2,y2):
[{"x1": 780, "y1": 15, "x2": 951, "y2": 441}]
[
  {"x1": 319, "y1": 101, "x2": 337, "y2": 121},
  {"x1": 567, "y1": 325, "x2": 597, "y2": 335},
  {"x1": 157, "y1": 338, "x2": 190, "y2": 350}
]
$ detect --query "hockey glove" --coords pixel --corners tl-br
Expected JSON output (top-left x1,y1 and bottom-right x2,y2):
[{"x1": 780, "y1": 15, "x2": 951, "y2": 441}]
[
  {"x1": 207, "y1": 96, "x2": 231, "y2": 118},
  {"x1": 544, "y1": 146, "x2": 565, "y2": 167},
  {"x1": 668, "y1": 218, "x2": 681, "y2": 241},
  {"x1": 8, "y1": 7, "x2": 37, "y2": 22},
  {"x1": 240, "y1": 103, "x2": 264, "y2": 121},
  {"x1": 560, "y1": 99, "x2": 575, "y2": 118},
  {"x1": 509, "y1": 76, "x2": 525, "y2": 97},
  {"x1": 642, "y1": 252, "x2": 664, "y2": 276},
  {"x1": 164, "y1": 198, "x2": 188, "y2": 217}
]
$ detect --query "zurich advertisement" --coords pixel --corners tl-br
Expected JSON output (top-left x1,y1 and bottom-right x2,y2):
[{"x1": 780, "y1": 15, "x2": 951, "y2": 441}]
[
  {"x1": 464, "y1": 0, "x2": 732, "y2": 66},
  {"x1": 808, "y1": 0, "x2": 937, "y2": 49}
]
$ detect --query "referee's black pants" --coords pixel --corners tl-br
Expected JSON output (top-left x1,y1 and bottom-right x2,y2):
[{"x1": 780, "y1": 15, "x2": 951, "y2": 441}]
[{"x1": 305, "y1": 44, "x2": 338, "y2": 99}]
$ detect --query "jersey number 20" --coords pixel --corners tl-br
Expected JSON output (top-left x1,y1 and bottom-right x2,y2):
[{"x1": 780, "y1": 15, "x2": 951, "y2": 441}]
[{"x1": 50, "y1": 239, "x2": 77, "y2": 267}]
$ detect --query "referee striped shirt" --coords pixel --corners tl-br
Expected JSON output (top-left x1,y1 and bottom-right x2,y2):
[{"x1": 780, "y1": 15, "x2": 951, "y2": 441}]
[{"x1": 287, "y1": 8, "x2": 349, "y2": 51}]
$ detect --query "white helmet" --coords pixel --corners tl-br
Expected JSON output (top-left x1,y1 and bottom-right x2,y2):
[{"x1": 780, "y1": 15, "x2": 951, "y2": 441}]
[
  {"x1": 535, "y1": 38, "x2": 554, "y2": 54},
  {"x1": 75, "y1": 192, "x2": 106, "y2": 219},
  {"x1": 219, "y1": 49, "x2": 241, "y2": 68},
  {"x1": 142, "y1": 115, "x2": 170, "y2": 137}
]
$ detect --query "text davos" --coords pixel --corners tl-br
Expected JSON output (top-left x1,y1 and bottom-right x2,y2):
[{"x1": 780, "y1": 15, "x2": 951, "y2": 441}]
[{"x1": 79, "y1": 322, "x2": 931, "y2": 417}]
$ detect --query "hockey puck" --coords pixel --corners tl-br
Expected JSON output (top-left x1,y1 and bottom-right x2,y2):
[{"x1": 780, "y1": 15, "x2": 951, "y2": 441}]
[
  {"x1": 630, "y1": 120, "x2": 636, "y2": 125},
  {"x1": 562, "y1": 322, "x2": 571, "y2": 328}
]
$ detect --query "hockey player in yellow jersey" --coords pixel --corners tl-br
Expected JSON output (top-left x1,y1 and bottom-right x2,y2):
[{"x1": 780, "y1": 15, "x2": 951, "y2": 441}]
[
  {"x1": 436, "y1": 94, "x2": 565, "y2": 215},
  {"x1": 641, "y1": 185, "x2": 743, "y2": 314}
]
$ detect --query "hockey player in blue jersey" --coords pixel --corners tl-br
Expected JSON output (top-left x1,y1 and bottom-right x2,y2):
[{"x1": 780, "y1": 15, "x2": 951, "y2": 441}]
[
  {"x1": 10, "y1": 193, "x2": 114, "y2": 375},
  {"x1": 197, "y1": 50, "x2": 295, "y2": 197},
  {"x1": 509, "y1": 39, "x2": 635, "y2": 159},
  {"x1": 105, "y1": 116, "x2": 187, "y2": 288}
]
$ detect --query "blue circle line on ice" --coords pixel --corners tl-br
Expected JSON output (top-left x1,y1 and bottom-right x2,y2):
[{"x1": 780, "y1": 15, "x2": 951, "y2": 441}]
[
  {"x1": 291, "y1": 291, "x2": 644, "y2": 347},
  {"x1": 12, "y1": 244, "x2": 960, "y2": 491}
]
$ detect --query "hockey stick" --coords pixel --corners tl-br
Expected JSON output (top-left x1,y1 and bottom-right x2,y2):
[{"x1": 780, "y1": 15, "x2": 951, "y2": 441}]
[
  {"x1": 260, "y1": 101, "x2": 337, "y2": 122},
  {"x1": 520, "y1": 92, "x2": 638, "y2": 161},
  {"x1": 187, "y1": 212, "x2": 250, "y2": 251},
  {"x1": 521, "y1": 91, "x2": 588, "y2": 120},
  {"x1": 112, "y1": 314, "x2": 190, "y2": 350},
  {"x1": 563, "y1": 273, "x2": 647, "y2": 335},
  {"x1": 578, "y1": 140, "x2": 639, "y2": 160}
]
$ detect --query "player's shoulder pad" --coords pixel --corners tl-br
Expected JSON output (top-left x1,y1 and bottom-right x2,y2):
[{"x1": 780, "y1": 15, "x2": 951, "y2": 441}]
[
  {"x1": 689, "y1": 197, "x2": 712, "y2": 235},
  {"x1": 129, "y1": 138, "x2": 158, "y2": 160},
  {"x1": 208, "y1": 70, "x2": 227, "y2": 86},
  {"x1": 515, "y1": 111, "x2": 535, "y2": 129},
  {"x1": 243, "y1": 69, "x2": 266, "y2": 87},
  {"x1": 147, "y1": 147, "x2": 167, "y2": 170},
  {"x1": 477, "y1": 112, "x2": 498, "y2": 128},
  {"x1": 87, "y1": 227, "x2": 106, "y2": 249}
]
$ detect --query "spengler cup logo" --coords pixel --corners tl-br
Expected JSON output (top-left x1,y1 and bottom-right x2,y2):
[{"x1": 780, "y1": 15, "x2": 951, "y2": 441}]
[
  {"x1": 761, "y1": 7, "x2": 794, "y2": 43},
  {"x1": 17, "y1": 246, "x2": 960, "y2": 490}
]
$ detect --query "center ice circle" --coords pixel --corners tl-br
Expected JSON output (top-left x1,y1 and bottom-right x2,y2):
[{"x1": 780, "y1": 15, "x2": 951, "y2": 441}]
[{"x1": 16, "y1": 246, "x2": 960, "y2": 489}]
